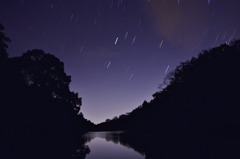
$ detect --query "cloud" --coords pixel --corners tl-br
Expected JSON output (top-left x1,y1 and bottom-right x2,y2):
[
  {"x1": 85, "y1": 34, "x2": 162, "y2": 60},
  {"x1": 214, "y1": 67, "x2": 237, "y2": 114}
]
[{"x1": 147, "y1": 0, "x2": 209, "y2": 49}]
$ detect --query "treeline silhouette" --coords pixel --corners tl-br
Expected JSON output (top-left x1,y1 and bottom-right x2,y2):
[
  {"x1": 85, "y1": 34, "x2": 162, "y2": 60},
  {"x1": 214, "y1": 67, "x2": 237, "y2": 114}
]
[
  {"x1": 0, "y1": 23, "x2": 94, "y2": 158},
  {"x1": 95, "y1": 40, "x2": 240, "y2": 158}
]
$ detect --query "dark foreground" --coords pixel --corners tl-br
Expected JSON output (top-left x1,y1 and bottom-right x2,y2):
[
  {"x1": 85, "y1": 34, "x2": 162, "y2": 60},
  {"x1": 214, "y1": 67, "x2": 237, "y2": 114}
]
[
  {"x1": 1, "y1": 130, "x2": 90, "y2": 159},
  {"x1": 84, "y1": 130, "x2": 240, "y2": 159},
  {"x1": 2, "y1": 128, "x2": 240, "y2": 159}
]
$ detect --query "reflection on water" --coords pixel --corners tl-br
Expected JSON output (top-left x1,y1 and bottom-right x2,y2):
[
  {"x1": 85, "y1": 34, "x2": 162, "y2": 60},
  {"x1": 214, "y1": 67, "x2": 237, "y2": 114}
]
[
  {"x1": 83, "y1": 132, "x2": 144, "y2": 159},
  {"x1": 84, "y1": 131, "x2": 124, "y2": 144},
  {"x1": 83, "y1": 131, "x2": 238, "y2": 159}
]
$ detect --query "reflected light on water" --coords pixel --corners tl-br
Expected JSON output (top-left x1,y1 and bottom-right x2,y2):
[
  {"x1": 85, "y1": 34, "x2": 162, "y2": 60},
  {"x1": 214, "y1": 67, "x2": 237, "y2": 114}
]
[{"x1": 84, "y1": 132, "x2": 144, "y2": 159}]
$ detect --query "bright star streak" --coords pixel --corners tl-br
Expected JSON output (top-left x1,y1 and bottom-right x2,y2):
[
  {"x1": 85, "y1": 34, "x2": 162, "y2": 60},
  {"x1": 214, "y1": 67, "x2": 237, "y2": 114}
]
[
  {"x1": 115, "y1": 37, "x2": 118, "y2": 45},
  {"x1": 165, "y1": 65, "x2": 170, "y2": 74},
  {"x1": 107, "y1": 61, "x2": 111, "y2": 68}
]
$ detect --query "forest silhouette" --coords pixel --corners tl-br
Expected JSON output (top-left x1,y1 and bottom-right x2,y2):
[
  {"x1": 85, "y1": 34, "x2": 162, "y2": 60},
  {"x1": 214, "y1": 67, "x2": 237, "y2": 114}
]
[
  {"x1": 97, "y1": 40, "x2": 240, "y2": 132},
  {"x1": 0, "y1": 23, "x2": 94, "y2": 158},
  {"x1": 95, "y1": 39, "x2": 240, "y2": 158}
]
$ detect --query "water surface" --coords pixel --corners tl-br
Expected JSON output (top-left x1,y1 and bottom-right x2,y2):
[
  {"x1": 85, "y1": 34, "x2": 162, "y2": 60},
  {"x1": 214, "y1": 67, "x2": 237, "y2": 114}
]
[{"x1": 83, "y1": 132, "x2": 144, "y2": 159}]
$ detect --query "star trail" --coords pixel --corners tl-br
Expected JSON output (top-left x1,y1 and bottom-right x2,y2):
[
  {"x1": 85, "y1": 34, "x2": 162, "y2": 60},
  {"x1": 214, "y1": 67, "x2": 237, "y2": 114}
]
[{"x1": 1, "y1": 0, "x2": 240, "y2": 123}]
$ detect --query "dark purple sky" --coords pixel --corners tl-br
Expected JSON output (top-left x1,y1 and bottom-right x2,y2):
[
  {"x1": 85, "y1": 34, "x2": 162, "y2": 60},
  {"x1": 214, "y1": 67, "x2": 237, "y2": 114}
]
[{"x1": 1, "y1": 0, "x2": 240, "y2": 124}]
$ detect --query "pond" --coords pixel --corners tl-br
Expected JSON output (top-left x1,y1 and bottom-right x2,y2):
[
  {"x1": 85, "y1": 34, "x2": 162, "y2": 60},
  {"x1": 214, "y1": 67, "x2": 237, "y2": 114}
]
[{"x1": 83, "y1": 131, "x2": 144, "y2": 159}]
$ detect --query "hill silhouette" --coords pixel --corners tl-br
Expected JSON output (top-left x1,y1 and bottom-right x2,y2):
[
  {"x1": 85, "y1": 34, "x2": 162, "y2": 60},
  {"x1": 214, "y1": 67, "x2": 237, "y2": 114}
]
[
  {"x1": 97, "y1": 40, "x2": 240, "y2": 131},
  {"x1": 95, "y1": 40, "x2": 240, "y2": 157},
  {"x1": 0, "y1": 23, "x2": 94, "y2": 158},
  {"x1": 95, "y1": 40, "x2": 240, "y2": 158}
]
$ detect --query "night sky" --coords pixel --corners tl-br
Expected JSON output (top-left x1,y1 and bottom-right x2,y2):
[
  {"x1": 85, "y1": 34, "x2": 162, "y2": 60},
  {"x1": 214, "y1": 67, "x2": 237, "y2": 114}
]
[{"x1": 1, "y1": 0, "x2": 240, "y2": 124}]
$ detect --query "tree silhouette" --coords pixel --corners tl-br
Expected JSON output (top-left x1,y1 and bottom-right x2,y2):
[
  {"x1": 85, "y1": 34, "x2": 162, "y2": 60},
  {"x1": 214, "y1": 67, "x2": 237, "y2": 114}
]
[
  {"x1": 0, "y1": 23, "x2": 11, "y2": 61},
  {"x1": 12, "y1": 49, "x2": 82, "y2": 113},
  {"x1": 0, "y1": 23, "x2": 94, "y2": 158},
  {"x1": 96, "y1": 40, "x2": 240, "y2": 140}
]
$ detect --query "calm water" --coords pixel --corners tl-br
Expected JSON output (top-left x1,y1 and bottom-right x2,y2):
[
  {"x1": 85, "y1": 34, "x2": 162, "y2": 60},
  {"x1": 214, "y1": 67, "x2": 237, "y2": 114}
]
[
  {"x1": 83, "y1": 132, "x2": 145, "y2": 159},
  {"x1": 82, "y1": 131, "x2": 234, "y2": 159}
]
